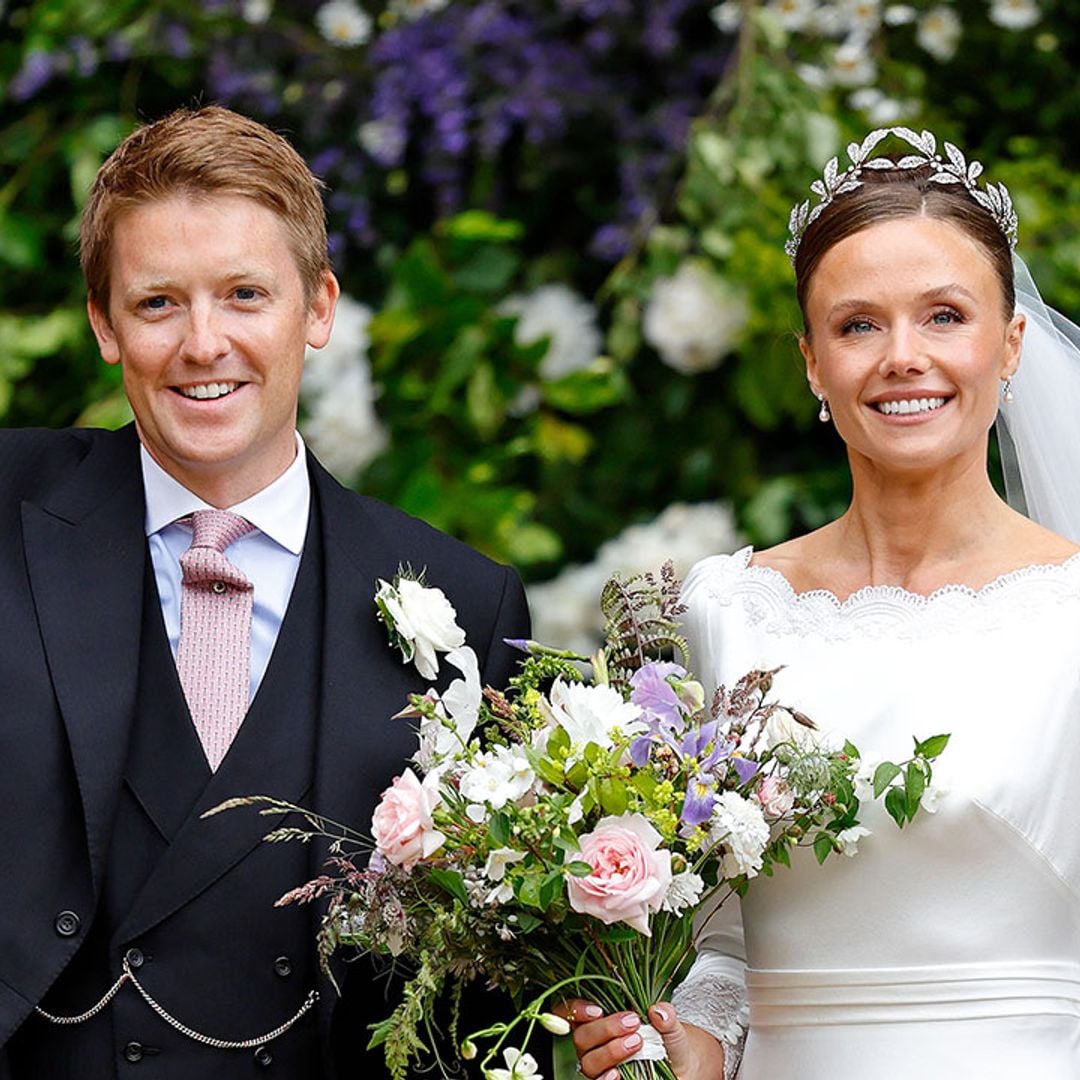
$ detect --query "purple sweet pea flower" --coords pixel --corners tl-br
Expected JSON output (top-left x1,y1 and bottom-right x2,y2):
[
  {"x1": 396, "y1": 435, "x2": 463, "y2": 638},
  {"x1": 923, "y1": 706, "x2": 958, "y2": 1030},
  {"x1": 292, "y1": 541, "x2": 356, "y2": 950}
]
[{"x1": 630, "y1": 661, "x2": 687, "y2": 728}]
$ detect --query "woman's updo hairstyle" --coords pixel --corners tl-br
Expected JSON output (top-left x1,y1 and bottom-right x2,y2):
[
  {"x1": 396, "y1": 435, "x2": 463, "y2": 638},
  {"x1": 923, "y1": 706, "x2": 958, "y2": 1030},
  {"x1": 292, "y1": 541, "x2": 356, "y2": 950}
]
[{"x1": 793, "y1": 160, "x2": 1016, "y2": 335}]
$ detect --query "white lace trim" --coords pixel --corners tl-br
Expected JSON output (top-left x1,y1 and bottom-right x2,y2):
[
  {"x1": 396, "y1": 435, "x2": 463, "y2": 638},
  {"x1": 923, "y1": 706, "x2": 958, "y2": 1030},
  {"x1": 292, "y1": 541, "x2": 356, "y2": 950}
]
[
  {"x1": 690, "y1": 546, "x2": 1080, "y2": 642},
  {"x1": 672, "y1": 973, "x2": 747, "y2": 1079}
]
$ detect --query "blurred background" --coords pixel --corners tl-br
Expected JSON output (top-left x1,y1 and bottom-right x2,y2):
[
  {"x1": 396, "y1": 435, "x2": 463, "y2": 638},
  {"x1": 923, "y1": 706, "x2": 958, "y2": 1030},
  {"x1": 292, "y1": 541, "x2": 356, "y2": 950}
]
[{"x1": 2, "y1": 0, "x2": 1077, "y2": 642}]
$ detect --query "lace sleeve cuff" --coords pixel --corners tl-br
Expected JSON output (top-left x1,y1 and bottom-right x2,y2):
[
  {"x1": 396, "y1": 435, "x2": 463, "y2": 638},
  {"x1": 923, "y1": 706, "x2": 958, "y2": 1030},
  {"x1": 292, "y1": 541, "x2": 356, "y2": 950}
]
[{"x1": 671, "y1": 962, "x2": 748, "y2": 1080}]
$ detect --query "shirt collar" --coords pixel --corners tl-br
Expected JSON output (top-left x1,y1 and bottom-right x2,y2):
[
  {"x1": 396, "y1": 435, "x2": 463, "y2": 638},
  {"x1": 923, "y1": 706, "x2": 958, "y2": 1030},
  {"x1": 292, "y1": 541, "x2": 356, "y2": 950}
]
[{"x1": 140, "y1": 433, "x2": 310, "y2": 555}]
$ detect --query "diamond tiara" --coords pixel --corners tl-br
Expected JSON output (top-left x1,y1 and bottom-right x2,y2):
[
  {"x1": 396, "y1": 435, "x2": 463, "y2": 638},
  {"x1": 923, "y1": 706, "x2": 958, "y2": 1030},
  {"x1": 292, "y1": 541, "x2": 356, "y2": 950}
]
[{"x1": 785, "y1": 126, "x2": 1019, "y2": 264}]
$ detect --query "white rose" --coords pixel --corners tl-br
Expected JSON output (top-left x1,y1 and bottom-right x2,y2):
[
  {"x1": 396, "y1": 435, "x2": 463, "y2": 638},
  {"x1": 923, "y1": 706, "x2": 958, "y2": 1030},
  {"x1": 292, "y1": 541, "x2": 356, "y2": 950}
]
[
  {"x1": 643, "y1": 262, "x2": 749, "y2": 375},
  {"x1": 377, "y1": 577, "x2": 466, "y2": 680},
  {"x1": 542, "y1": 679, "x2": 645, "y2": 753},
  {"x1": 708, "y1": 791, "x2": 770, "y2": 879}
]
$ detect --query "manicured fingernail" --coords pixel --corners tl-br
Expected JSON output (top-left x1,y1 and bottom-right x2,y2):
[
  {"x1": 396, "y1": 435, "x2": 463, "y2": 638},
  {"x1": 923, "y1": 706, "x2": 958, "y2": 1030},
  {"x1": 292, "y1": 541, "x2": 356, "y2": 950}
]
[
  {"x1": 653, "y1": 1005, "x2": 669, "y2": 1023},
  {"x1": 620, "y1": 1013, "x2": 640, "y2": 1029},
  {"x1": 623, "y1": 1033, "x2": 642, "y2": 1051},
  {"x1": 584, "y1": 1004, "x2": 603, "y2": 1019},
  {"x1": 601, "y1": 1072, "x2": 620, "y2": 1080}
]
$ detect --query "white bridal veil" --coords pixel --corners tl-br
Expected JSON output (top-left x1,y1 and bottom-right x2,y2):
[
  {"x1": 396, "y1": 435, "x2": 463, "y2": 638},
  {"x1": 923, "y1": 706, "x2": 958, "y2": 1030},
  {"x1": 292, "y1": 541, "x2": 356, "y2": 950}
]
[{"x1": 996, "y1": 256, "x2": 1080, "y2": 545}]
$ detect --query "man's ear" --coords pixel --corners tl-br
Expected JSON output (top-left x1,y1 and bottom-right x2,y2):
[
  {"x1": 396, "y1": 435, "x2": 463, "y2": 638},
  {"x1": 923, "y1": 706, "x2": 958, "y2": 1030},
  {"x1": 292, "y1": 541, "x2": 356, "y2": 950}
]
[
  {"x1": 87, "y1": 298, "x2": 121, "y2": 365},
  {"x1": 305, "y1": 270, "x2": 340, "y2": 350}
]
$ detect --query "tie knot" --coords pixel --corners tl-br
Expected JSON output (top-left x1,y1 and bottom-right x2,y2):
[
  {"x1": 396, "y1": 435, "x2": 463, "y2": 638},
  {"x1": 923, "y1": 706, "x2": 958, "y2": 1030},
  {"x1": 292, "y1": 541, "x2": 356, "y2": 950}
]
[{"x1": 188, "y1": 509, "x2": 256, "y2": 552}]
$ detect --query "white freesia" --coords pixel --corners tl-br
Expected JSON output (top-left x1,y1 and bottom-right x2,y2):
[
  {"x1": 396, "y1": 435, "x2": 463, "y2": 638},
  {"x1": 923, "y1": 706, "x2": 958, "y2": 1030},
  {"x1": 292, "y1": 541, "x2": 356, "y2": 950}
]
[
  {"x1": 415, "y1": 646, "x2": 481, "y2": 766},
  {"x1": 643, "y1": 261, "x2": 749, "y2": 375},
  {"x1": 989, "y1": 0, "x2": 1040, "y2": 28},
  {"x1": 916, "y1": 6, "x2": 962, "y2": 60},
  {"x1": 836, "y1": 825, "x2": 872, "y2": 856},
  {"x1": 459, "y1": 745, "x2": 535, "y2": 812},
  {"x1": 542, "y1": 679, "x2": 645, "y2": 753},
  {"x1": 661, "y1": 871, "x2": 706, "y2": 915},
  {"x1": 376, "y1": 577, "x2": 466, "y2": 680},
  {"x1": 315, "y1": 0, "x2": 373, "y2": 45},
  {"x1": 500, "y1": 284, "x2": 602, "y2": 381},
  {"x1": 708, "y1": 791, "x2": 770, "y2": 879},
  {"x1": 485, "y1": 1047, "x2": 542, "y2": 1080}
]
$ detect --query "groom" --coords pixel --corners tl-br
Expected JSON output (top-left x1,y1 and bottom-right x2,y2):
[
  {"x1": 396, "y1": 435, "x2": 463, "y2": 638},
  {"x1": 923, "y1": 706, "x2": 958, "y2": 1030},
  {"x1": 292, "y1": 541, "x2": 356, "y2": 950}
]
[{"x1": 0, "y1": 106, "x2": 529, "y2": 1079}]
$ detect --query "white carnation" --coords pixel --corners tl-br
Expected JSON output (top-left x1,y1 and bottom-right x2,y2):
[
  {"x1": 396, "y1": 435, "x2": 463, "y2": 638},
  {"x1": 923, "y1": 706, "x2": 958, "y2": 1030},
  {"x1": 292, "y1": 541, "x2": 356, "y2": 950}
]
[
  {"x1": 916, "y1": 6, "x2": 961, "y2": 60},
  {"x1": 708, "y1": 791, "x2": 770, "y2": 879},
  {"x1": 643, "y1": 262, "x2": 749, "y2": 375},
  {"x1": 661, "y1": 871, "x2": 706, "y2": 914},
  {"x1": 500, "y1": 284, "x2": 602, "y2": 381},
  {"x1": 315, "y1": 0, "x2": 373, "y2": 45}
]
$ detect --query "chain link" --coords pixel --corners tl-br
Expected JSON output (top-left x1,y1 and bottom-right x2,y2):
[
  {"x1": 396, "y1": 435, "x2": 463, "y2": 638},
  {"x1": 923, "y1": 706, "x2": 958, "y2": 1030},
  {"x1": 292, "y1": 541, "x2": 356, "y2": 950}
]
[{"x1": 35, "y1": 958, "x2": 319, "y2": 1050}]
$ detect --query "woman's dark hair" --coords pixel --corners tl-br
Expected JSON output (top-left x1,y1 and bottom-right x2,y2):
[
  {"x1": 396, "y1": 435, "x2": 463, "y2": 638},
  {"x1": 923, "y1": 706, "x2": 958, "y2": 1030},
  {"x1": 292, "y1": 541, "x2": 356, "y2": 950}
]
[{"x1": 793, "y1": 162, "x2": 1015, "y2": 335}]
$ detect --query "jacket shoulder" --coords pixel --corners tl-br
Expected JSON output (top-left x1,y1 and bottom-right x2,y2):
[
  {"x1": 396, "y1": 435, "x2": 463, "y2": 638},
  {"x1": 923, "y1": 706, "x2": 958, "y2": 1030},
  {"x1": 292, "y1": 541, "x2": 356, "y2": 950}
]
[{"x1": 0, "y1": 427, "x2": 105, "y2": 499}]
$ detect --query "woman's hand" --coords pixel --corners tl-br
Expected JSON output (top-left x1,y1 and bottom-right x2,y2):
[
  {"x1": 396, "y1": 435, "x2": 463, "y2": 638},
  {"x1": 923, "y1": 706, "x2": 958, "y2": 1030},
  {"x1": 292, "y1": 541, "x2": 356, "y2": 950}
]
[{"x1": 556, "y1": 1000, "x2": 726, "y2": 1080}]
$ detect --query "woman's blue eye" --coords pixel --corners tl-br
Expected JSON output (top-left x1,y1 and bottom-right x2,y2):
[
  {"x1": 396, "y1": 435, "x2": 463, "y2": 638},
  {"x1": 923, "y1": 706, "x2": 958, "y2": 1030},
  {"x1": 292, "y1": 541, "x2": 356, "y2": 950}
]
[
  {"x1": 931, "y1": 309, "x2": 960, "y2": 325},
  {"x1": 843, "y1": 318, "x2": 873, "y2": 334}
]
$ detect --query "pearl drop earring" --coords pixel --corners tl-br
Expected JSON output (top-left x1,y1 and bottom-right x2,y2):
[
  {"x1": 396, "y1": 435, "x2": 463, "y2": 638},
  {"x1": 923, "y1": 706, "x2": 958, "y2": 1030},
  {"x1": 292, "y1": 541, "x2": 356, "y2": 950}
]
[
  {"x1": 1001, "y1": 378, "x2": 1014, "y2": 405},
  {"x1": 817, "y1": 394, "x2": 830, "y2": 423}
]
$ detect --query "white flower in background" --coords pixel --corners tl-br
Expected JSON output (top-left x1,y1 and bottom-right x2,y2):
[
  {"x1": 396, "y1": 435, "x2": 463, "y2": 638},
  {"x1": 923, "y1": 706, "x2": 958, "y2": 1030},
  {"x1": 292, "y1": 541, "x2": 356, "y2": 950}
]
[
  {"x1": 301, "y1": 295, "x2": 387, "y2": 482},
  {"x1": 796, "y1": 62, "x2": 831, "y2": 89},
  {"x1": 389, "y1": 0, "x2": 450, "y2": 19},
  {"x1": 358, "y1": 119, "x2": 408, "y2": 164},
  {"x1": 485, "y1": 1048, "x2": 542, "y2": 1080},
  {"x1": 835, "y1": 825, "x2": 872, "y2": 856},
  {"x1": 499, "y1": 284, "x2": 602, "y2": 381},
  {"x1": 809, "y1": 3, "x2": 844, "y2": 33},
  {"x1": 837, "y1": 0, "x2": 881, "y2": 34},
  {"x1": 376, "y1": 577, "x2": 466, "y2": 680},
  {"x1": 764, "y1": 708, "x2": 819, "y2": 751},
  {"x1": 643, "y1": 262, "x2": 749, "y2": 375},
  {"x1": 848, "y1": 87, "x2": 911, "y2": 124},
  {"x1": 852, "y1": 754, "x2": 881, "y2": 801},
  {"x1": 528, "y1": 502, "x2": 741, "y2": 655},
  {"x1": 829, "y1": 39, "x2": 877, "y2": 86},
  {"x1": 459, "y1": 744, "x2": 536, "y2": 813},
  {"x1": 766, "y1": 0, "x2": 818, "y2": 32},
  {"x1": 315, "y1": 0, "x2": 373, "y2": 46},
  {"x1": 989, "y1": 0, "x2": 1040, "y2": 28},
  {"x1": 543, "y1": 679, "x2": 645, "y2": 752},
  {"x1": 916, "y1": 6, "x2": 962, "y2": 60},
  {"x1": 707, "y1": 791, "x2": 770, "y2": 879},
  {"x1": 709, "y1": 1, "x2": 743, "y2": 32},
  {"x1": 883, "y1": 2, "x2": 916, "y2": 23},
  {"x1": 661, "y1": 871, "x2": 706, "y2": 914},
  {"x1": 241, "y1": 0, "x2": 272, "y2": 23}
]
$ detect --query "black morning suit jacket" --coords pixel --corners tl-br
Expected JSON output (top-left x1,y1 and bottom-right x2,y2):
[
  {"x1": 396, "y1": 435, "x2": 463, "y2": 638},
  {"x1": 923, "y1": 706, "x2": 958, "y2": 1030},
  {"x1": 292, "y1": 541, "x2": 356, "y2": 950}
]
[{"x1": 0, "y1": 423, "x2": 530, "y2": 1078}]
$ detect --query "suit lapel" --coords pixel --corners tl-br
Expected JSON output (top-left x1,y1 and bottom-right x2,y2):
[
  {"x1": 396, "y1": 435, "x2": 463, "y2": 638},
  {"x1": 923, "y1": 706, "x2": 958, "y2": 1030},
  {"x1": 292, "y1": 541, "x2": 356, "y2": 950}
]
[{"x1": 20, "y1": 425, "x2": 147, "y2": 898}]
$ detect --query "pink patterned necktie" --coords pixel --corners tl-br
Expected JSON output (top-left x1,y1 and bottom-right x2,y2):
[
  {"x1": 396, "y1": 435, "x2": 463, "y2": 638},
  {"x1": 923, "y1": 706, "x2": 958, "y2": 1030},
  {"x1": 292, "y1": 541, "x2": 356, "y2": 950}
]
[{"x1": 176, "y1": 509, "x2": 257, "y2": 771}]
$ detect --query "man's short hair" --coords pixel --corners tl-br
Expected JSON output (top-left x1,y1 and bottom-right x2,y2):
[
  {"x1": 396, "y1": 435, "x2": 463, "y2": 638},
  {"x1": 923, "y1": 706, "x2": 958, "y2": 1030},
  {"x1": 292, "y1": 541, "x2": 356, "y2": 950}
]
[{"x1": 80, "y1": 105, "x2": 330, "y2": 312}]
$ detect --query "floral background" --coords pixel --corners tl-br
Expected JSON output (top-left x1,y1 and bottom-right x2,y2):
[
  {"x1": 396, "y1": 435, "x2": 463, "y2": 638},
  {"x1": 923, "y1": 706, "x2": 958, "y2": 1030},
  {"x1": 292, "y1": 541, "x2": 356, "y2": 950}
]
[{"x1": 2, "y1": 0, "x2": 1078, "y2": 639}]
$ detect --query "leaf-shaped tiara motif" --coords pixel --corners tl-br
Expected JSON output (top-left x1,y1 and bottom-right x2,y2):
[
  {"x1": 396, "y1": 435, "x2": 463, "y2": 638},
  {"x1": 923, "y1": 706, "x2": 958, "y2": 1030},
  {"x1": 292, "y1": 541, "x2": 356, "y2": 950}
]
[{"x1": 785, "y1": 126, "x2": 1019, "y2": 263}]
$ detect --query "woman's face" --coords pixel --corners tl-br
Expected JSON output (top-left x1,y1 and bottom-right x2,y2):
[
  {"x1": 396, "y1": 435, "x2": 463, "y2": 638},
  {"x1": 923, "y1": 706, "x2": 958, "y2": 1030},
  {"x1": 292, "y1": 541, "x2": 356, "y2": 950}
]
[{"x1": 800, "y1": 216, "x2": 1025, "y2": 481}]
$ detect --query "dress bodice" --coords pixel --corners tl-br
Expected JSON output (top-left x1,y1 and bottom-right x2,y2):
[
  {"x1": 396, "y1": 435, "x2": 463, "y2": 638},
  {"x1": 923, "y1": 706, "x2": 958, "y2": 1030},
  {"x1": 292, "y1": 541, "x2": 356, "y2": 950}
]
[{"x1": 678, "y1": 548, "x2": 1080, "y2": 1077}]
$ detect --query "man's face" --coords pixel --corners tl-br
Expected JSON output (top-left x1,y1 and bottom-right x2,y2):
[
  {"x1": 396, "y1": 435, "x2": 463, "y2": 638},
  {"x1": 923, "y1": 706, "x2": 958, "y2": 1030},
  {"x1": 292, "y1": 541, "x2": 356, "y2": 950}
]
[{"x1": 88, "y1": 194, "x2": 338, "y2": 504}]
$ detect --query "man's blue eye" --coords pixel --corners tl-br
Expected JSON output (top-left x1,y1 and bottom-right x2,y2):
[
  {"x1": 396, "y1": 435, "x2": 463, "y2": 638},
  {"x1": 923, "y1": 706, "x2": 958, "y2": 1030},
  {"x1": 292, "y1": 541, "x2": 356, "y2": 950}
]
[{"x1": 235, "y1": 288, "x2": 257, "y2": 300}]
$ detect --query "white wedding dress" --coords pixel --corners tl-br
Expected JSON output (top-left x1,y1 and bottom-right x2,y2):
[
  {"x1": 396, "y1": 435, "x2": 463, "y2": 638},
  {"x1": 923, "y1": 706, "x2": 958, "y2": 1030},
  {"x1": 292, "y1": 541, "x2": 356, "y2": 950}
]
[{"x1": 673, "y1": 547, "x2": 1080, "y2": 1078}]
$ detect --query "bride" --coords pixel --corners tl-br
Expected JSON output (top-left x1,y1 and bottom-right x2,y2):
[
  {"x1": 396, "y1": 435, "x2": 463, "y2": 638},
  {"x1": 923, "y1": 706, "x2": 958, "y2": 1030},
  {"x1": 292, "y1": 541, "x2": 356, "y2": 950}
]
[{"x1": 565, "y1": 128, "x2": 1080, "y2": 1078}]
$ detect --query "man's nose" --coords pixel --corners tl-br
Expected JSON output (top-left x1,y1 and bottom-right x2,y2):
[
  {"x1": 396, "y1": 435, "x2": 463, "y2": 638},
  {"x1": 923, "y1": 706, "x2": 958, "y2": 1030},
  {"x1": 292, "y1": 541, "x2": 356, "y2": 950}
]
[{"x1": 179, "y1": 303, "x2": 229, "y2": 365}]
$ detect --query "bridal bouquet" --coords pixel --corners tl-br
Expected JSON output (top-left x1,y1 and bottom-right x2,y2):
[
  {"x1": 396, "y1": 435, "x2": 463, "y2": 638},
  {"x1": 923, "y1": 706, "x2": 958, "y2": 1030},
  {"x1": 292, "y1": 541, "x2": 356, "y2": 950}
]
[{"x1": 219, "y1": 565, "x2": 947, "y2": 1080}]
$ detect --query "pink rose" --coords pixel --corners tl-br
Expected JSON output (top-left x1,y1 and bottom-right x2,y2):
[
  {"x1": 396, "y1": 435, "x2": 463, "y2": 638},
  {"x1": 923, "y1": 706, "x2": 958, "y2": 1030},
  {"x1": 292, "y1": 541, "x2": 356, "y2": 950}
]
[
  {"x1": 371, "y1": 768, "x2": 446, "y2": 870},
  {"x1": 567, "y1": 814, "x2": 672, "y2": 936},
  {"x1": 756, "y1": 775, "x2": 795, "y2": 818}
]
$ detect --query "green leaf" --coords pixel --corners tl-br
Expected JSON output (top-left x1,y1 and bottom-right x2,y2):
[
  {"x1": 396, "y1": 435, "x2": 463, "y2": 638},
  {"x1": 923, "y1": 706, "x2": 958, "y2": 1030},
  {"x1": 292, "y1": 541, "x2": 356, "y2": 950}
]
[
  {"x1": 367, "y1": 1015, "x2": 394, "y2": 1049},
  {"x1": 539, "y1": 870, "x2": 564, "y2": 909},
  {"x1": 547, "y1": 726, "x2": 570, "y2": 759},
  {"x1": 0, "y1": 212, "x2": 44, "y2": 270},
  {"x1": 515, "y1": 912, "x2": 542, "y2": 933},
  {"x1": 884, "y1": 786, "x2": 908, "y2": 828},
  {"x1": 842, "y1": 740, "x2": 860, "y2": 760},
  {"x1": 452, "y1": 247, "x2": 520, "y2": 294},
  {"x1": 774, "y1": 842, "x2": 791, "y2": 869},
  {"x1": 488, "y1": 812, "x2": 511, "y2": 847},
  {"x1": 429, "y1": 868, "x2": 469, "y2": 906},
  {"x1": 565, "y1": 861, "x2": 594, "y2": 877},
  {"x1": 597, "y1": 777, "x2": 628, "y2": 816},
  {"x1": 516, "y1": 875, "x2": 543, "y2": 909},
  {"x1": 540, "y1": 363, "x2": 629, "y2": 415},
  {"x1": 914, "y1": 734, "x2": 951, "y2": 759},
  {"x1": 872, "y1": 761, "x2": 901, "y2": 799},
  {"x1": 439, "y1": 211, "x2": 524, "y2": 243},
  {"x1": 904, "y1": 763, "x2": 926, "y2": 819},
  {"x1": 813, "y1": 832, "x2": 834, "y2": 865}
]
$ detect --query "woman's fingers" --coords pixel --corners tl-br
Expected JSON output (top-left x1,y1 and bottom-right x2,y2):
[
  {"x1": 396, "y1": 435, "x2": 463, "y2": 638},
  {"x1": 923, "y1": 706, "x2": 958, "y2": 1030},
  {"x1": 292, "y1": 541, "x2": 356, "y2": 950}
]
[
  {"x1": 553, "y1": 998, "x2": 604, "y2": 1025},
  {"x1": 647, "y1": 1004, "x2": 727, "y2": 1080},
  {"x1": 575, "y1": 1012, "x2": 643, "y2": 1077}
]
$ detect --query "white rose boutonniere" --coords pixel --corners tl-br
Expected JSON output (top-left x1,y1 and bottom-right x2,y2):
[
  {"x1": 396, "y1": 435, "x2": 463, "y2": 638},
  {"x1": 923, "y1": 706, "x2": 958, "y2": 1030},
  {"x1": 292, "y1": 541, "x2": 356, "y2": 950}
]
[{"x1": 376, "y1": 571, "x2": 467, "y2": 680}]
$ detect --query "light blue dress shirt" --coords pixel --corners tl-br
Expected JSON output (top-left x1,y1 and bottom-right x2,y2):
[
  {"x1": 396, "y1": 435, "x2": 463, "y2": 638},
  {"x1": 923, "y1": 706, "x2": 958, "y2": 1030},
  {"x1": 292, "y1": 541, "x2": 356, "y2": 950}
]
[{"x1": 141, "y1": 435, "x2": 310, "y2": 701}]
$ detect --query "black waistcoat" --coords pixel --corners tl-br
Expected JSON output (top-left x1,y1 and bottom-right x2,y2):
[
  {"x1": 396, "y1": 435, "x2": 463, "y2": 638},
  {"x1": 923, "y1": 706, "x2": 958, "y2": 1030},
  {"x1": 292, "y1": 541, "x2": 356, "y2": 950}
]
[{"x1": 10, "y1": 506, "x2": 326, "y2": 1080}]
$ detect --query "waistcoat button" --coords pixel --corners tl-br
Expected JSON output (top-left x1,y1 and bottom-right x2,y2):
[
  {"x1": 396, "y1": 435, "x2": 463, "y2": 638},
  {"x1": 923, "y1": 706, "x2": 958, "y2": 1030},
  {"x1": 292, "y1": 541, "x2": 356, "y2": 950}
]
[
  {"x1": 254, "y1": 1045, "x2": 273, "y2": 1067},
  {"x1": 54, "y1": 911, "x2": 80, "y2": 937},
  {"x1": 123, "y1": 1042, "x2": 144, "y2": 1063},
  {"x1": 125, "y1": 947, "x2": 145, "y2": 969},
  {"x1": 273, "y1": 956, "x2": 292, "y2": 978}
]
